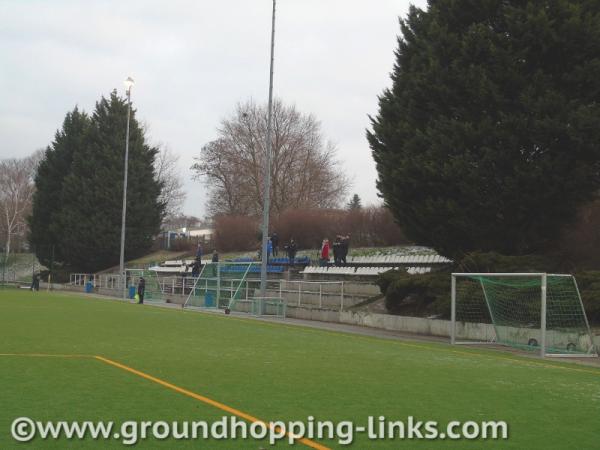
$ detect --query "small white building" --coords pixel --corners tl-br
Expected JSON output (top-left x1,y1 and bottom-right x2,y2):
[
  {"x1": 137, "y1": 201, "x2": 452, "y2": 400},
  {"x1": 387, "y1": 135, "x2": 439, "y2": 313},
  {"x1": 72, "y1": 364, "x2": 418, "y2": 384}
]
[{"x1": 185, "y1": 228, "x2": 214, "y2": 241}]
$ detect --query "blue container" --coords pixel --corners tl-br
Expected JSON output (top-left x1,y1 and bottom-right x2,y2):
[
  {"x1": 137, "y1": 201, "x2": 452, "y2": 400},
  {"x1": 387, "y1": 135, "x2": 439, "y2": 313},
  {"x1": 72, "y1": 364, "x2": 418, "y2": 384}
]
[
  {"x1": 205, "y1": 291, "x2": 214, "y2": 307},
  {"x1": 85, "y1": 281, "x2": 93, "y2": 293},
  {"x1": 129, "y1": 285, "x2": 136, "y2": 299}
]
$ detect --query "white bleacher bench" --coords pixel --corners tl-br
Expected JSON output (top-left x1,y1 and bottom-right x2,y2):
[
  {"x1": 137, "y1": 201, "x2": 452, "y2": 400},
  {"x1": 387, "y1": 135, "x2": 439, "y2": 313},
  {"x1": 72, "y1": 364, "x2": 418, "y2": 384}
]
[
  {"x1": 341, "y1": 254, "x2": 451, "y2": 266},
  {"x1": 301, "y1": 265, "x2": 433, "y2": 276},
  {"x1": 354, "y1": 266, "x2": 396, "y2": 276},
  {"x1": 406, "y1": 266, "x2": 432, "y2": 275}
]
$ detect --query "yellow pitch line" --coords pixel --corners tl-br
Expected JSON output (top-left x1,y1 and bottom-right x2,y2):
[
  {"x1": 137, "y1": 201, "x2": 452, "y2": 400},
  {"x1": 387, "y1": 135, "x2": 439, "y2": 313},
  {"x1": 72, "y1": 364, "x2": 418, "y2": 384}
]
[
  {"x1": 94, "y1": 355, "x2": 329, "y2": 450},
  {"x1": 0, "y1": 352, "x2": 329, "y2": 449}
]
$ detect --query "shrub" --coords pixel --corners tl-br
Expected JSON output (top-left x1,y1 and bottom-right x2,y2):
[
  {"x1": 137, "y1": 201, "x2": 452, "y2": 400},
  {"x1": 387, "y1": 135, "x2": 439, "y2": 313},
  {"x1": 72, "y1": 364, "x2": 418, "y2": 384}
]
[
  {"x1": 558, "y1": 199, "x2": 600, "y2": 270},
  {"x1": 570, "y1": 271, "x2": 600, "y2": 326},
  {"x1": 271, "y1": 206, "x2": 409, "y2": 250},
  {"x1": 456, "y1": 251, "x2": 562, "y2": 273},
  {"x1": 271, "y1": 209, "x2": 341, "y2": 250},
  {"x1": 376, "y1": 269, "x2": 400, "y2": 296},
  {"x1": 213, "y1": 215, "x2": 260, "y2": 252},
  {"x1": 381, "y1": 270, "x2": 451, "y2": 318}
]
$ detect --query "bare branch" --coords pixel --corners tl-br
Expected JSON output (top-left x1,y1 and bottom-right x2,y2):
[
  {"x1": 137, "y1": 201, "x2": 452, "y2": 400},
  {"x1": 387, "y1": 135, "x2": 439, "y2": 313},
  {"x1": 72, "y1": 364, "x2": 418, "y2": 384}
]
[
  {"x1": 154, "y1": 145, "x2": 186, "y2": 222},
  {"x1": 192, "y1": 99, "x2": 350, "y2": 217}
]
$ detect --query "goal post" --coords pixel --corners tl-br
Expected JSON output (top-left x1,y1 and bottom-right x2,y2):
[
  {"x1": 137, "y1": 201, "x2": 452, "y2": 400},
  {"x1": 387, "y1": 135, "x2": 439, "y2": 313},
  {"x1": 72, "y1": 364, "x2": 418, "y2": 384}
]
[{"x1": 451, "y1": 273, "x2": 597, "y2": 358}]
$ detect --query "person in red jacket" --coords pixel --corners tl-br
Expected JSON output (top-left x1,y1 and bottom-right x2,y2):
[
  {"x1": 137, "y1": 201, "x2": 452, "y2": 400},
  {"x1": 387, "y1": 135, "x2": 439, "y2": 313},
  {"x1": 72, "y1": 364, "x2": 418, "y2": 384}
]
[{"x1": 320, "y1": 239, "x2": 330, "y2": 266}]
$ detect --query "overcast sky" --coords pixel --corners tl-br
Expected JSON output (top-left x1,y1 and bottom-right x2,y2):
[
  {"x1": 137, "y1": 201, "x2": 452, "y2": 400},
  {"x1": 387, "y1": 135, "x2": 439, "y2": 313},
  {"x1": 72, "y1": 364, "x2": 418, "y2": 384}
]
[{"x1": 0, "y1": 0, "x2": 428, "y2": 217}]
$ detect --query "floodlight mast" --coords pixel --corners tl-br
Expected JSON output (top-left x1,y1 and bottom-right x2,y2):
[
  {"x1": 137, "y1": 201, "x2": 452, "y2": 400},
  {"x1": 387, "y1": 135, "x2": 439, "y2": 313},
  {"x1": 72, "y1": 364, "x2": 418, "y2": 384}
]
[
  {"x1": 260, "y1": 0, "x2": 276, "y2": 299},
  {"x1": 119, "y1": 76, "x2": 134, "y2": 300}
]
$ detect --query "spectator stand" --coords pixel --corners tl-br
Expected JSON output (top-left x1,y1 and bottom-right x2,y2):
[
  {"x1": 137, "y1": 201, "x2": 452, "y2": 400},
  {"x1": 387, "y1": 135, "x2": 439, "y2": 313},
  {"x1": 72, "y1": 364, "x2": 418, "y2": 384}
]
[
  {"x1": 228, "y1": 256, "x2": 311, "y2": 268},
  {"x1": 300, "y1": 254, "x2": 452, "y2": 280}
]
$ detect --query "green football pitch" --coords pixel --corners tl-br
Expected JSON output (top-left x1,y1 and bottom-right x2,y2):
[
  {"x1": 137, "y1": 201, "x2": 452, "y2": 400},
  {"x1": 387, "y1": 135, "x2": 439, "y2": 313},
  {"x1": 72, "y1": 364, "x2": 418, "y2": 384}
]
[{"x1": 0, "y1": 289, "x2": 598, "y2": 449}]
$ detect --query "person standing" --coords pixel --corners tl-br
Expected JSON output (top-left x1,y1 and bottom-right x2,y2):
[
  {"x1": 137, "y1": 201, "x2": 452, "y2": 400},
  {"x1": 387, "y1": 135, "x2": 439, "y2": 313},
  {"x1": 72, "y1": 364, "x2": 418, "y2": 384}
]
[
  {"x1": 31, "y1": 272, "x2": 40, "y2": 291},
  {"x1": 212, "y1": 249, "x2": 219, "y2": 263},
  {"x1": 333, "y1": 236, "x2": 342, "y2": 266},
  {"x1": 341, "y1": 234, "x2": 351, "y2": 265},
  {"x1": 267, "y1": 238, "x2": 273, "y2": 259},
  {"x1": 195, "y1": 243, "x2": 203, "y2": 263},
  {"x1": 191, "y1": 261, "x2": 200, "y2": 278},
  {"x1": 271, "y1": 232, "x2": 279, "y2": 257},
  {"x1": 137, "y1": 277, "x2": 146, "y2": 304},
  {"x1": 320, "y1": 239, "x2": 330, "y2": 266},
  {"x1": 286, "y1": 239, "x2": 297, "y2": 265}
]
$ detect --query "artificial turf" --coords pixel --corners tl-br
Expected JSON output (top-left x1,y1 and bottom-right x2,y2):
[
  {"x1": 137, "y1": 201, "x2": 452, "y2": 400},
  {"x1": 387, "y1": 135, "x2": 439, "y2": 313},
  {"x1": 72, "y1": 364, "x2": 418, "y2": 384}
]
[{"x1": 0, "y1": 289, "x2": 599, "y2": 449}]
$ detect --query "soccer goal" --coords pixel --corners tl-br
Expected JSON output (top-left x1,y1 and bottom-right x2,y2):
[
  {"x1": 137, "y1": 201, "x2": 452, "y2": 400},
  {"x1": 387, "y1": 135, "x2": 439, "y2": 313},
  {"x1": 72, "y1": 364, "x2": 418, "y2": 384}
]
[
  {"x1": 451, "y1": 273, "x2": 597, "y2": 357},
  {"x1": 183, "y1": 262, "x2": 254, "y2": 310}
]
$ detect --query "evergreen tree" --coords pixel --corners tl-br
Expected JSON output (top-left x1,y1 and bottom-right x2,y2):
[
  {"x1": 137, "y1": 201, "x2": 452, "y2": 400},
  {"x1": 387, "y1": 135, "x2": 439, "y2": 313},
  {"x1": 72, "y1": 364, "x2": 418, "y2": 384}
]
[
  {"x1": 347, "y1": 194, "x2": 362, "y2": 210},
  {"x1": 29, "y1": 108, "x2": 90, "y2": 267},
  {"x1": 368, "y1": 0, "x2": 600, "y2": 257},
  {"x1": 30, "y1": 92, "x2": 164, "y2": 272}
]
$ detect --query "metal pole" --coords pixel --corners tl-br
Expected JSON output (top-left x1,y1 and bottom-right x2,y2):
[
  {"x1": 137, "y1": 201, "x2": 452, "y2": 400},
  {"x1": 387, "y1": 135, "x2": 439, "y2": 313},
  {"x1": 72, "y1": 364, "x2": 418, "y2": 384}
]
[
  {"x1": 540, "y1": 273, "x2": 547, "y2": 357},
  {"x1": 217, "y1": 263, "x2": 221, "y2": 308},
  {"x1": 1, "y1": 246, "x2": 5, "y2": 286},
  {"x1": 119, "y1": 84, "x2": 133, "y2": 301},
  {"x1": 450, "y1": 275, "x2": 456, "y2": 345},
  {"x1": 571, "y1": 276, "x2": 596, "y2": 354},
  {"x1": 319, "y1": 284, "x2": 322, "y2": 308},
  {"x1": 48, "y1": 245, "x2": 55, "y2": 292},
  {"x1": 260, "y1": 0, "x2": 276, "y2": 298}
]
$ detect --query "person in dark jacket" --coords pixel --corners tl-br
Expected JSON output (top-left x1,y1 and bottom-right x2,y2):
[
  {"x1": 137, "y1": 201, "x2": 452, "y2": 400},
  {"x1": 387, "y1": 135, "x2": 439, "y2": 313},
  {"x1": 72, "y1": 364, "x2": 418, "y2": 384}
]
[
  {"x1": 340, "y1": 234, "x2": 350, "y2": 265},
  {"x1": 137, "y1": 277, "x2": 146, "y2": 304},
  {"x1": 333, "y1": 236, "x2": 342, "y2": 266},
  {"x1": 212, "y1": 250, "x2": 219, "y2": 263},
  {"x1": 271, "y1": 232, "x2": 279, "y2": 257},
  {"x1": 191, "y1": 261, "x2": 200, "y2": 278},
  {"x1": 31, "y1": 272, "x2": 40, "y2": 291},
  {"x1": 285, "y1": 239, "x2": 298, "y2": 265}
]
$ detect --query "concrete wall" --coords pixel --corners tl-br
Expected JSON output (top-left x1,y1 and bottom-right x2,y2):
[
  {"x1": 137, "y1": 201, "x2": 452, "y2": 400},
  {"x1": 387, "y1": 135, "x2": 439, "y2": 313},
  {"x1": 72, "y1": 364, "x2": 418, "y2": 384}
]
[
  {"x1": 340, "y1": 311, "x2": 455, "y2": 337},
  {"x1": 285, "y1": 305, "x2": 340, "y2": 322},
  {"x1": 340, "y1": 311, "x2": 600, "y2": 351}
]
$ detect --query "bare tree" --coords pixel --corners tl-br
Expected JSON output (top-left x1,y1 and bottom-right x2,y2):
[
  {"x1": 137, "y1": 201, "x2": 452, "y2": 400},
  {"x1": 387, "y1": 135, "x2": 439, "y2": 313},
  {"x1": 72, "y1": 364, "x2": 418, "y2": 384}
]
[
  {"x1": 154, "y1": 145, "x2": 186, "y2": 222},
  {"x1": 192, "y1": 99, "x2": 350, "y2": 217},
  {"x1": 0, "y1": 152, "x2": 41, "y2": 264}
]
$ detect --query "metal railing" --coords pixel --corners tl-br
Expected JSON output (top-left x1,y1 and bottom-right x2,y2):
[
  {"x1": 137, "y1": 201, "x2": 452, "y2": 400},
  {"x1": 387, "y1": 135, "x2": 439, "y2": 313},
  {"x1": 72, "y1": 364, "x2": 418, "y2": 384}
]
[
  {"x1": 178, "y1": 277, "x2": 345, "y2": 310},
  {"x1": 69, "y1": 273, "x2": 346, "y2": 310},
  {"x1": 70, "y1": 273, "x2": 125, "y2": 290}
]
